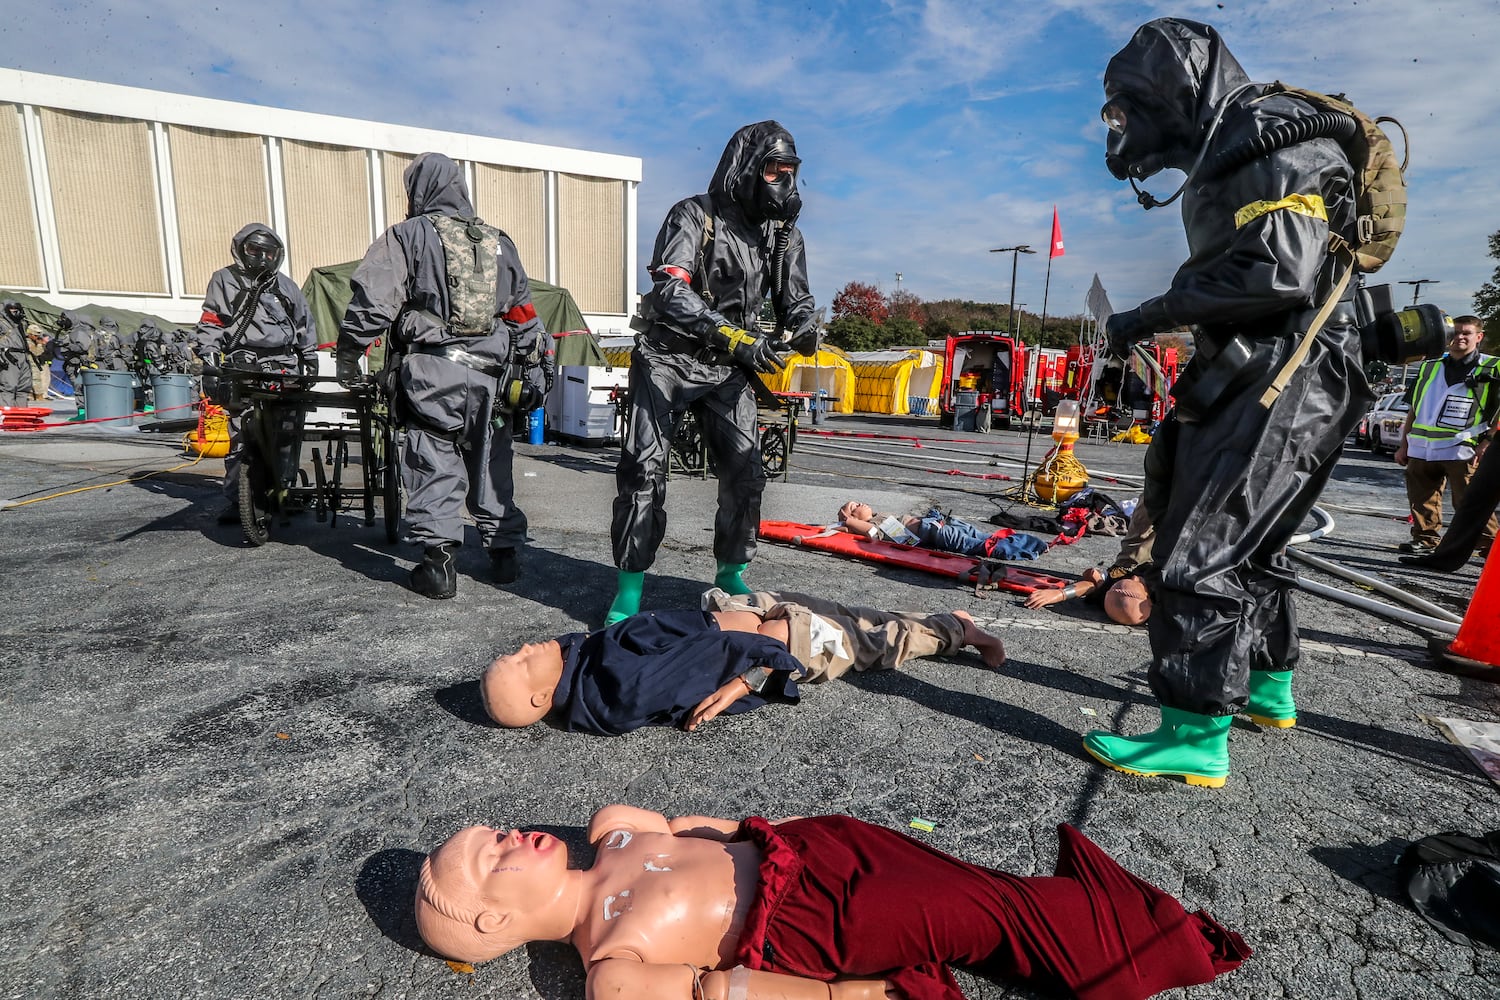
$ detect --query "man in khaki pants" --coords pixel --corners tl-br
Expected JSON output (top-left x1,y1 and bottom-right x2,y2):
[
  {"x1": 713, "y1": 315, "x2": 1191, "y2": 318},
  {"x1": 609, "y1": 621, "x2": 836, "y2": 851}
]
[{"x1": 1394, "y1": 315, "x2": 1500, "y2": 556}]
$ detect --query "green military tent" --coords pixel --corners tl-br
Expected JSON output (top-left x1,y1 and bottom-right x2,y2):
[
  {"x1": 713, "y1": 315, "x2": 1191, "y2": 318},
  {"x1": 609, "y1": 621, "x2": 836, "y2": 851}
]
[
  {"x1": 0, "y1": 290, "x2": 192, "y2": 338},
  {"x1": 300, "y1": 261, "x2": 605, "y2": 371}
]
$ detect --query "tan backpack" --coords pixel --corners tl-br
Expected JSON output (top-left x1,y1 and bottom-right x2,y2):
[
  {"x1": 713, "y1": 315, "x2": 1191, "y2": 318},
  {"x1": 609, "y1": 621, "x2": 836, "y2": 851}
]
[{"x1": 1262, "y1": 83, "x2": 1409, "y2": 273}]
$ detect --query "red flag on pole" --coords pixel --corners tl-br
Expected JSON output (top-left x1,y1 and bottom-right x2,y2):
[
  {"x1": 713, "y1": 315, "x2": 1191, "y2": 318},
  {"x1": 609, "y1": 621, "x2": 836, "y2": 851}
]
[{"x1": 1050, "y1": 206, "x2": 1065, "y2": 258}]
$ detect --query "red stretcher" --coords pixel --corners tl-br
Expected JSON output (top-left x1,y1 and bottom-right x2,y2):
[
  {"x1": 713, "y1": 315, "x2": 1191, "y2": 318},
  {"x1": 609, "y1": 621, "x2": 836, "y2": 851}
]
[
  {"x1": 757, "y1": 520, "x2": 1070, "y2": 595},
  {"x1": 0, "y1": 406, "x2": 51, "y2": 432}
]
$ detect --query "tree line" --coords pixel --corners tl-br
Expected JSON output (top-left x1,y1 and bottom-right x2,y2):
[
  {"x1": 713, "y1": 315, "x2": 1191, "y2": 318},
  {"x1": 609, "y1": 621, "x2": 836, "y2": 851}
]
[{"x1": 821, "y1": 280, "x2": 1088, "y2": 352}]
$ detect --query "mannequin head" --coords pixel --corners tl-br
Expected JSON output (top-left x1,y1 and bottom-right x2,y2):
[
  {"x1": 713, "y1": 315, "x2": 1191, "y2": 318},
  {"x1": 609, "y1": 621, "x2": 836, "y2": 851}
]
[
  {"x1": 1103, "y1": 576, "x2": 1153, "y2": 626},
  {"x1": 481, "y1": 640, "x2": 565, "y2": 727},
  {"x1": 416, "y1": 825, "x2": 571, "y2": 962},
  {"x1": 838, "y1": 500, "x2": 874, "y2": 524}
]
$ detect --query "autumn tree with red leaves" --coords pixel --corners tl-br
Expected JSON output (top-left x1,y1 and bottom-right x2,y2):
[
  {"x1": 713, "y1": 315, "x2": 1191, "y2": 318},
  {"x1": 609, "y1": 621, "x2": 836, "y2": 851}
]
[{"x1": 831, "y1": 281, "x2": 888, "y2": 324}]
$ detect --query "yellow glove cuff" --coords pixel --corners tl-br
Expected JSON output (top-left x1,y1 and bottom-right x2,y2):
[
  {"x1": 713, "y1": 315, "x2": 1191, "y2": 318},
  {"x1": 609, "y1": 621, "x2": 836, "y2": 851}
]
[{"x1": 718, "y1": 325, "x2": 756, "y2": 350}]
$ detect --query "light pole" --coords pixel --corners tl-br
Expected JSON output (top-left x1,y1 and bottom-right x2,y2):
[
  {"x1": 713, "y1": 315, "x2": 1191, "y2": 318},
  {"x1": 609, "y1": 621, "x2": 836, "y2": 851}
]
[
  {"x1": 1400, "y1": 278, "x2": 1439, "y2": 305},
  {"x1": 895, "y1": 271, "x2": 903, "y2": 293},
  {"x1": 990, "y1": 245, "x2": 1035, "y2": 340}
]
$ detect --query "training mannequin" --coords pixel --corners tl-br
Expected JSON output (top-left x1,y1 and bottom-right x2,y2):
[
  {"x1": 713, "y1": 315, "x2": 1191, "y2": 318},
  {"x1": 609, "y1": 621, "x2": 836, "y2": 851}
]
[
  {"x1": 1023, "y1": 565, "x2": 1154, "y2": 625},
  {"x1": 835, "y1": 501, "x2": 1048, "y2": 560},
  {"x1": 415, "y1": 804, "x2": 1250, "y2": 1000},
  {"x1": 482, "y1": 589, "x2": 1005, "y2": 735}
]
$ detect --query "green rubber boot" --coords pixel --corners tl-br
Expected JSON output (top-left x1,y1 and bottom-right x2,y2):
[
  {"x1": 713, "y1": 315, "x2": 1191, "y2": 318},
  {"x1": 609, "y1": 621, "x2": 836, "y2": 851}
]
[
  {"x1": 604, "y1": 571, "x2": 644, "y2": 626},
  {"x1": 714, "y1": 561, "x2": 753, "y2": 596},
  {"x1": 1082, "y1": 706, "x2": 1232, "y2": 788},
  {"x1": 1244, "y1": 670, "x2": 1297, "y2": 728}
]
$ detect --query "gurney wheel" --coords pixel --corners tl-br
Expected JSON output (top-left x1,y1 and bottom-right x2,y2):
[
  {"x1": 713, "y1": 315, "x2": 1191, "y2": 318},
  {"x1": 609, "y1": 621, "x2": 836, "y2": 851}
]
[
  {"x1": 381, "y1": 420, "x2": 402, "y2": 544},
  {"x1": 238, "y1": 463, "x2": 271, "y2": 546},
  {"x1": 759, "y1": 425, "x2": 789, "y2": 476}
]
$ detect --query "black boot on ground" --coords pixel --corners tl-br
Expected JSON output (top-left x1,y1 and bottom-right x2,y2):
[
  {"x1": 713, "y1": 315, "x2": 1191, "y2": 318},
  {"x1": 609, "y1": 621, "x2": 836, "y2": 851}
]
[
  {"x1": 410, "y1": 543, "x2": 459, "y2": 599},
  {"x1": 489, "y1": 547, "x2": 520, "y2": 585}
]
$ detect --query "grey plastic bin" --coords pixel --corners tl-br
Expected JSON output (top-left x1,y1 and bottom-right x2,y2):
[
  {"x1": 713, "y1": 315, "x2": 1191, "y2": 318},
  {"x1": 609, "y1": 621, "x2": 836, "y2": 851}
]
[
  {"x1": 151, "y1": 374, "x2": 196, "y2": 419},
  {"x1": 80, "y1": 370, "x2": 136, "y2": 423}
]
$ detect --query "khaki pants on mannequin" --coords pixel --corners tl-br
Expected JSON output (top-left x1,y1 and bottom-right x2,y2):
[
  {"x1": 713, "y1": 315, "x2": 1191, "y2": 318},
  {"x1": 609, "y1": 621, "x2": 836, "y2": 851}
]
[{"x1": 703, "y1": 589, "x2": 966, "y2": 683}]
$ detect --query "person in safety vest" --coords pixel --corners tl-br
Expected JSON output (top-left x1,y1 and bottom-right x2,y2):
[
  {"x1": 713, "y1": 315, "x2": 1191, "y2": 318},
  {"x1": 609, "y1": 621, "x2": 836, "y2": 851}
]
[
  {"x1": 336, "y1": 152, "x2": 548, "y2": 600},
  {"x1": 607, "y1": 121, "x2": 818, "y2": 626},
  {"x1": 196, "y1": 224, "x2": 318, "y2": 524},
  {"x1": 1393, "y1": 315, "x2": 1500, "y2": 555},
  {"x1": 1082, "y1": 19, "x2": 1371, "y2": 788}
]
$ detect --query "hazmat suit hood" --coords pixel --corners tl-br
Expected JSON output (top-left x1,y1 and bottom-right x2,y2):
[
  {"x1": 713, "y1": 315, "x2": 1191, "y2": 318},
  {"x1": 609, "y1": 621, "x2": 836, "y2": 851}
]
[
  {"x1": 229, "y1": 222, "x2": 285, "y2": 277},
  {"x1": 403, "y1": 152, "x2": 475, "y2": 220},
  {"x1": 1103, "y1": 18, "x2": 1250, "y2": 180},
  {"x1": 2, "y1": 299, "x2": 22, "y2": 326},
  {"x1": 708, "y1": 121, "x2": 802, "y2": 224}
]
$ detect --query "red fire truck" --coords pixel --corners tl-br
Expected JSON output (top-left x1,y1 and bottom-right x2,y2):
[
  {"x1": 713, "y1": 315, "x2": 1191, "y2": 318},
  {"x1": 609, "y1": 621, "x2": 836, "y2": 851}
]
[{"x1": 937, "y1": 332, "x2": 1027, "y2": 432}]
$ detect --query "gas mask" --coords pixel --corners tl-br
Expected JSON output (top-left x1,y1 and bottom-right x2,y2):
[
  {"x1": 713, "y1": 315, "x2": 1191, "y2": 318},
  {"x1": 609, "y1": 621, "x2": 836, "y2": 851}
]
[
  {"x1": 1102, "y1": 92, "x2": 1183, "y2": 182},
  {"x1": 754, "y1": 156, "x2": 802, "y2": 222},
  {"x1": 233, "y1": 231, "x2": 285, "y2": 278},
  {"x1": 3, "y1": 305, "x2": 23, "y2": 325}
]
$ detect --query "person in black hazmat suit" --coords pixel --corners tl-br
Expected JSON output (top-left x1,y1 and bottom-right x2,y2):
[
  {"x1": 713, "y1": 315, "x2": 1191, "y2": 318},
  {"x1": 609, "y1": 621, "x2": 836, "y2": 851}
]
[
  {"x1": 54, "y1": 311, "x2": 96, "y2": 411},
  {"x1": 336, "y1": 152, "x2": 548, "y2": 599},
  {"x1": 92, "y1": 317, "x2": 131, "y2": 372},
  {"x1": 606, "y1": 121, "x2": 817, "y2": 625},
  {"x1": 195, "y1": 224, "x2": 318, "y2": 523},
  {"x1": 0, "y1": 299, "x2": 32, "y2": 406},
  {"x1": 1080, "y1": 19, "x2": 1373, "y2": 787}
]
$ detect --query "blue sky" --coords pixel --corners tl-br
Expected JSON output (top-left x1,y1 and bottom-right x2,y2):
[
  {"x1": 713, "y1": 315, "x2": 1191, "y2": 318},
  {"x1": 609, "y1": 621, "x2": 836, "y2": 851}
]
[{"x1": 10, "y1": 0, "x2": 1498, "y2": 322}]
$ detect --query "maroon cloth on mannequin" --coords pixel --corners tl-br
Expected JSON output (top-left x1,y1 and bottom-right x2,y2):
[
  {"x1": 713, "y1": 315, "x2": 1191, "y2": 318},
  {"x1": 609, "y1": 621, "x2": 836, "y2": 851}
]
[{"x1": 731, "y1": 816, "x2": 1250, "y2": 1000}]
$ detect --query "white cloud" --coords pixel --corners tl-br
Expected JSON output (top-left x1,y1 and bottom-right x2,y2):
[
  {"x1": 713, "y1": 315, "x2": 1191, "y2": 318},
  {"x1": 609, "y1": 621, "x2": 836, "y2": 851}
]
[{"x1": 3, "y1": 0, "x2": 1497, "y2": 318}]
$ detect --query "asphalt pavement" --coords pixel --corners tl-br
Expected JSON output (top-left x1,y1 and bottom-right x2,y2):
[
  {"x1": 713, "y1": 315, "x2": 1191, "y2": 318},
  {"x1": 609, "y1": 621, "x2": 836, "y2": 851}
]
[{"x1": 1, "y1": 404, "x2": 1497, "y2": 1000}]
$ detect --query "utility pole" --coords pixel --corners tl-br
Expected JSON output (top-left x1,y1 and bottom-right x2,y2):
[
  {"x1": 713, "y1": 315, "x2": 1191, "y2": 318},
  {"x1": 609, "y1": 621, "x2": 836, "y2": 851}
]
[
  {"x1": 894, "y1": 271, "x2": 903, "y2": 293},
  {"x1": 1400, "y1": 278, "x2": 1440, "y2": 305},
  {"x1": 989, "y1": 245, "x2": 1034, "y2": 340}
]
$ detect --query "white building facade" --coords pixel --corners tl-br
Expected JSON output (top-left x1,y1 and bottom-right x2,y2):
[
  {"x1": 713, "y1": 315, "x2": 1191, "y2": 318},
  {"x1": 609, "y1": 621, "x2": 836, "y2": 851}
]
[{"x1": 0, "y1": 69, "x2": 640, "y2": 332}]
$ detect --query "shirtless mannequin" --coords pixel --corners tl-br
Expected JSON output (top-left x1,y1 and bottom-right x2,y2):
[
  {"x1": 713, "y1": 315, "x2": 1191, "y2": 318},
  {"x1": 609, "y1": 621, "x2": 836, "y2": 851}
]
[
  {"x1": 415, "y1": 805, "x2": 1249, "y2": 1000},
  {"x1": 482, "y1": 592, "x2": 1006, "y2": 734},
  {"x1": 1022, "y1": 566, "x2": 1153, "y2": 625}
]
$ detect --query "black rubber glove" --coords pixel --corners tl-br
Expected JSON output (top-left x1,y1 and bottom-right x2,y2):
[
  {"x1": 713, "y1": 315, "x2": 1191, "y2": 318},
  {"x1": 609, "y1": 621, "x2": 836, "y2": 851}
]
[
  {"x1": 335, "y1": 346, "x2": 366, "y2": 388},
  {"x1": 787, "y1": 324, "x2": 821, "y2": 357},
  {"x1": 715, "y1": 324, "x2": 784, "y2": 374},
  {"x1": 1105, "y1": 307, "x2": 1150, "y2": 359}
]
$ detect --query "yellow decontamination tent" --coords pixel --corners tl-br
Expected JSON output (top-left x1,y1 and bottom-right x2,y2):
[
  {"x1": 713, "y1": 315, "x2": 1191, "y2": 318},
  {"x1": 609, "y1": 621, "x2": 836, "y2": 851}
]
[
  {"x1": 847, "y1": 349, "x2": 945, "y2": 415},
  {"x1": 758, "y1": 347, "x2": 857, "y2": 414}
]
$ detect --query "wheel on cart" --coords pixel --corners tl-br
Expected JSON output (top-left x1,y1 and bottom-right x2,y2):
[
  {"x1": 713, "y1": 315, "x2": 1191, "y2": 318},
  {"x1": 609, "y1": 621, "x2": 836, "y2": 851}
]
[
  {"x1": 671, "y1": 413, "x2": 706, "y2": 475},
  {"x1": 381, "y1": 418, "x2": 402, "y2": 544},
  {"x1": 759, "y1": 425, "x2": 789, "y2": 476},
  {"x1": 238, "y1": 461, "x2": 272, "y2": 546}
]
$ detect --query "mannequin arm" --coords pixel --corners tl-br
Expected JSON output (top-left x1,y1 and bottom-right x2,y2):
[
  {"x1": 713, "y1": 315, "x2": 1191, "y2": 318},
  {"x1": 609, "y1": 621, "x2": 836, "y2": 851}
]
[
  {"x1": 588, "y1": 805, "x2": 672, "y2": 845},
  {"x1": 587, "y1": 959, "x2": 891, "y2": 999},
  {"x1": 838, "y1": 515, "x2": 877, "y2": 537}
]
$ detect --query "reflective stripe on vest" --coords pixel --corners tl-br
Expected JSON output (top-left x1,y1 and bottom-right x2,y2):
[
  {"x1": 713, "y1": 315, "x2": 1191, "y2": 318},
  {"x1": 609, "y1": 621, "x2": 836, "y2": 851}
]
[{"x1": 1409, "y1": 355, "x2": 1498, "y2": 442}]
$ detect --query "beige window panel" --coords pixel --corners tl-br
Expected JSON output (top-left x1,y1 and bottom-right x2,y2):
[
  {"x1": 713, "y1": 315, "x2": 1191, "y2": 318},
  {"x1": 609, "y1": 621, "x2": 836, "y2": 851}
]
[
  {"x1": 557, "y1": 173, "x2": 624, "y2": 314},
  {"x1": 168, "y1": 125, "x2": 270, "y2": 297},
  {"x1": 40, "y1": 108, "x2": 167, "y2": 294},
  {"x1": 281, "y1": 138, "x2": 371, "y2": 281},
  {"x1": 0, "y1": 103, "x2": 44, "y2": 288}
]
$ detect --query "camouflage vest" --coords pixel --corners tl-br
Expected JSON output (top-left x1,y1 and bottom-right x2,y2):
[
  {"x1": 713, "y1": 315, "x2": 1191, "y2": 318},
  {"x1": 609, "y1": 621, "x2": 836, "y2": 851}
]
[{"x1": 426, "y1": 214, "x2": 501, "y2": 337}]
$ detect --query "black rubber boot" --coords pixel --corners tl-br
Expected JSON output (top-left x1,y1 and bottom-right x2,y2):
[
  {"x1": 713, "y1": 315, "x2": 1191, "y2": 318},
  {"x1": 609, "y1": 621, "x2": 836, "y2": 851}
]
[
  {"x1": 410, "y1": 542, "x2": 459, "y2": 599},
  {"x1": 489, "y1": 547, "x2": 520, "y2": 585}
]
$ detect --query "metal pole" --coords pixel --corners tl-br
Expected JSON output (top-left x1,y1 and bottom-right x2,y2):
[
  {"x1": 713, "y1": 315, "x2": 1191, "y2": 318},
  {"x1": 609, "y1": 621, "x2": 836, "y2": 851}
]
[{"x1": 990, "y1": 245, "x2": 1034, "y2": 339}]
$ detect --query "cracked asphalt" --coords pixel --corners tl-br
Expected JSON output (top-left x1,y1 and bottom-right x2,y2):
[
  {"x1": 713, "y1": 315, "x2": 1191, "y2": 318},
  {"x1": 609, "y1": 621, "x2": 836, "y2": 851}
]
[{"x1": 1, "y1": 405, "x2": 1497, "y2": 1000}]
